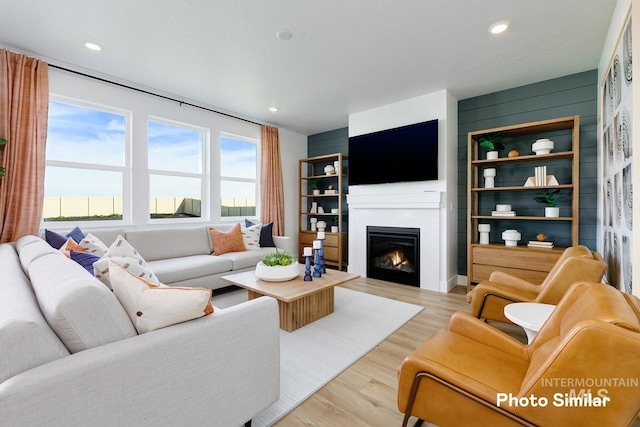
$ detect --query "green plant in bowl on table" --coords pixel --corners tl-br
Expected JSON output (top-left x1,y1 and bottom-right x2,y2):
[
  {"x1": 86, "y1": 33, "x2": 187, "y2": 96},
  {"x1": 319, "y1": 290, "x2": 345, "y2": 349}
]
[{"x1": 261, "y1": 251, "x2": 296, "y2": 266}]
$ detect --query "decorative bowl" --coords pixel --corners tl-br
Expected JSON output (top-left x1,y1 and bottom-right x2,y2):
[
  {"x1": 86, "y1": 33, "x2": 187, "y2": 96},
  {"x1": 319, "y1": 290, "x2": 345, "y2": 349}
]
[
  {"x1": 532, "y1": 139, "x2": 554, "y2": 155},
  {"x1": 255, "y1": 261, "x2": 299, "y2": 282}
]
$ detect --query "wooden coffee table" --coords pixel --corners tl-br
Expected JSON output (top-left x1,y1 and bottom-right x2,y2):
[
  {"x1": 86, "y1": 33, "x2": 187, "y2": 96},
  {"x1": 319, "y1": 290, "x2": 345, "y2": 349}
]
[{"x1": 221, "y1": 266, "x2": 359, "y2": 331}]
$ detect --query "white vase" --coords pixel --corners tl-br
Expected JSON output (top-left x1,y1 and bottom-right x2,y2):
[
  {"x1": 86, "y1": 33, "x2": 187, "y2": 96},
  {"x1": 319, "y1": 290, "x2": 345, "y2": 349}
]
[
  {"x1": 483, "y1": 168, "x2": 496, "y2": 188},
  {"x1": 478, "y1": 224, "x2": 490, "y2": 245},
  {"x1": 545, "y1": 207, "x2": 560, "y2": 217},
  {"x1": 255, "y1": 261, "x2": 299, "y2": 282},
  {"x1": 486, "y1": 151, "x2": 499, "y2": 160},
  {"x1": 331, "y1": 225, "x2": 339, "y2": 233},
  {"x1": 532, "y1": 139, "x2": 554, "y2": 155},
  {"x1": 501, "y1": 229, "x2": 521, "y2": 247}
]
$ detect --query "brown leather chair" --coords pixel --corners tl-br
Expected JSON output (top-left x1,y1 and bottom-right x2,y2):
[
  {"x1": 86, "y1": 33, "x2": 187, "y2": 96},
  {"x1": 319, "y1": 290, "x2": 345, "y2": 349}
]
[
  {"x1": 467, "y1": 245, "x2": 606, "y2": 323},
  {"x1": 398, "y1": 282, "x2": 640, "y2": 427}
]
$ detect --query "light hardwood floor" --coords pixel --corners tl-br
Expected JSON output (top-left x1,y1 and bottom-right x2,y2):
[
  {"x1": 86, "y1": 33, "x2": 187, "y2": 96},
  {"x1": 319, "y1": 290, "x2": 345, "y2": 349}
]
[
  {"x1": 273, "y1": 277, "x2": 521, "y2": 426},
  {"x1": 273, "y1": 277, "x2": 640, "y2": 427}
]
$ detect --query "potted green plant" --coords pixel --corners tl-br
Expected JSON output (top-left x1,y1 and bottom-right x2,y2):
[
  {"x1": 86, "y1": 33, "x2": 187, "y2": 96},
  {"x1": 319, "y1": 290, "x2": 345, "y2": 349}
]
[
  {"x1": 331, "y1": 216, "x2": 339, "y2": 233},
  {"x1": 534, "y1": 188, "x2": 564, "y2": 217},
  {"x1": 478, "y1": 132, "x2": 505, "y2": 159},
  {"x1": 255, "y1": 250, "x2": 299, "y2": 282},
  {"x1": 0, "y1": 138, "x2": 7, "y2": 178},
  {"x1": 309, "y1": 179, "x2": 320, "y2": 195}
]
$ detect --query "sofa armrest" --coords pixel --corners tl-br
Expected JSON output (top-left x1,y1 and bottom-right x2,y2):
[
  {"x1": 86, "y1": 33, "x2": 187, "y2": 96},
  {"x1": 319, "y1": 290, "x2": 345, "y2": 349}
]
[
  {"x1": 274, "y1": 235, "x2": 296, "y2": 255},
  {"x1": 0, "y1": 297, "x2": 280, "y2": 427}
]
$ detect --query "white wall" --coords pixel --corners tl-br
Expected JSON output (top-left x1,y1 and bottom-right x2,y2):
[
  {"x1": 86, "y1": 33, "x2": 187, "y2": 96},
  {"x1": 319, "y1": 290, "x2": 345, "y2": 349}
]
[
  {"x1": 347, "y1": 89, "x2": 458, "y2": 292},
  {"x1": 278, "y1": 127, "x2": 308, "y2": 243},
  {"x1": 48, "y1": 68, "x2": 306, "y2": 237}
]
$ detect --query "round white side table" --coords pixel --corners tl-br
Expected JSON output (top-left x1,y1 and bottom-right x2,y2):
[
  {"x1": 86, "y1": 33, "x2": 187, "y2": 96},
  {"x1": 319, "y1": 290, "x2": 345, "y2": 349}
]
[{"x1": 504, "y1": 303, "x2": 556, "y2": 344}]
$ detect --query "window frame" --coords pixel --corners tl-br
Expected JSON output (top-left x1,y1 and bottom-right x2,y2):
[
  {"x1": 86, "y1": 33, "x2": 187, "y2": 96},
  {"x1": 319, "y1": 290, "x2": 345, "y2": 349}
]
[
  {"x1": 218, "y1": 131, "x2": 260, "y2": 222},
  {"x1": 147, "y1": 116, "x2": 210, "y2": 224},
  {"x1": 43, "y1": 95, "x2": 132, "y2": 227}
]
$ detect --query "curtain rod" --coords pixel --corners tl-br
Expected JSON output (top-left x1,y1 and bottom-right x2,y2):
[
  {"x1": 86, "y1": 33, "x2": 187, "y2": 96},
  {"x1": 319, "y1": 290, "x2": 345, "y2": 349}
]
[{"x1": 48, "y1": 63, "x2": 262, "y2": 127}]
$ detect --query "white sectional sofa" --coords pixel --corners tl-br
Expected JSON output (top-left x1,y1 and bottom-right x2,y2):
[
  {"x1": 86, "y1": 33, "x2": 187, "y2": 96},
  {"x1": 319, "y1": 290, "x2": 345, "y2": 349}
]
[
  {"x1": 75, "y1": 223, "x2": 295, "y2": 290},
  {"x1": 0, "y1": 233, "x2": 281, "y2": 427}
]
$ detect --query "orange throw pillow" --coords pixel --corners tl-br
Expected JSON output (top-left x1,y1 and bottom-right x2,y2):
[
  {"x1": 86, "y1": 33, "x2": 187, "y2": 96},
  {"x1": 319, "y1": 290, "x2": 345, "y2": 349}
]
[
  {"x1": 209, "y1": 223, "x2": 246, "y2": 255},
  {"x1": 59, "y1": 237, "x2": 86, "y2": 258}
]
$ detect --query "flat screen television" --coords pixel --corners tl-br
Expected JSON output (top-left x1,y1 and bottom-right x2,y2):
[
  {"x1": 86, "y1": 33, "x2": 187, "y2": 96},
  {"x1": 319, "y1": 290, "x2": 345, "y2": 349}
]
[{"x1": 348, "y1": 119, "x2": 438, "y2": 185}]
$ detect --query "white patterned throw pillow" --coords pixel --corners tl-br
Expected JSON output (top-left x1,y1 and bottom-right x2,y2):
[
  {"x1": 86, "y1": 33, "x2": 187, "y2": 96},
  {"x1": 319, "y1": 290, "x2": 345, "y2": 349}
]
[
  {"x1": 94, "y1": 235, "x2": 158, "y2": 289},
  {"x1": 241, "y1": 222, "x2": 262, "y2": 250},
  {"x1": 79, "y1": 233, "x2": 109, "y2": 256},
  {"x1": 109, "y1": 261, "x2": 213, "y2": 334}
]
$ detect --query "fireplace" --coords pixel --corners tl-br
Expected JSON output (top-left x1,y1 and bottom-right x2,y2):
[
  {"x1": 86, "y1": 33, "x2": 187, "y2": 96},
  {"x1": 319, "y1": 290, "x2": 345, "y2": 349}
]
[{"x1": 367, "y1": 226, "x2": 420, "y2": 287}]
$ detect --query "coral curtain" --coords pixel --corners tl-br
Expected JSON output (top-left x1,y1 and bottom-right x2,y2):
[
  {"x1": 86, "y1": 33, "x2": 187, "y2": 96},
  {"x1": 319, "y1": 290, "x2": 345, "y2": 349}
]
[
  {"x1": 0, "y1": 50, "x2": 49, "y2": 243},
  {"x1": 260, "y1": 125, "x2": 285, "y2": 236}
]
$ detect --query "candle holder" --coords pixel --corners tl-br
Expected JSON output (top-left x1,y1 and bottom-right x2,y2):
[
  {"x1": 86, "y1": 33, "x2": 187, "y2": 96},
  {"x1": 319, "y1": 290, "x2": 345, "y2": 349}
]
[
  {"x1": 312, "y1": 240, "x2": 322, "y2": 277},
  {"x1": 317, "y1": 235, "x2": 326, "y2": 274},
  {"x1": 303, "y1": 254, "x2": 313, "y2": 281}
]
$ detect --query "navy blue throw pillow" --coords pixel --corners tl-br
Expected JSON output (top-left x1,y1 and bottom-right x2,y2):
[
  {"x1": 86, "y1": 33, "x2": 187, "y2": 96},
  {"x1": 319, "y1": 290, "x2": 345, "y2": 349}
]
[
  {"x1": 245, "y1": 219, "x2": 276, "y2": 247},
  {"x1": 45, "y1": 227, "x2": 86, "y2": 249},
  {"x1": 66, "y1": 226, "x2": 85, "y2": 243},
  {"x1": 45, "y1": 229, "x2": 68, "y2": 249},
  {"x1": 70, "y1": 250, "x2": 101, "y2": 275}
]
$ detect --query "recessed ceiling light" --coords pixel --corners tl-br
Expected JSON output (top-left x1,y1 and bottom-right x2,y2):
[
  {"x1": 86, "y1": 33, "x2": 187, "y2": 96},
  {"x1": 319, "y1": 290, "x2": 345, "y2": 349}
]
[
  {"x1": 269, "y1": 106, "x2": 279, "y2": 112},
  {"x1": 489, "y1": 21, "x2": 509, "y2": 35},
  {"x1": 276, "y1": 30, "x2": 292, "y2": 41},
  {"x1": 84, "y1": 42, "x2": 103, "y2": 51}
]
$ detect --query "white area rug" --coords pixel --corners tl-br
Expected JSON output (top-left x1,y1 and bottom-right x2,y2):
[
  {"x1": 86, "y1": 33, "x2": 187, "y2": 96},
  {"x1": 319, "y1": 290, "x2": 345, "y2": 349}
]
[{"x1": 212, "y1": 286, "x2": 424, "y2": 426}]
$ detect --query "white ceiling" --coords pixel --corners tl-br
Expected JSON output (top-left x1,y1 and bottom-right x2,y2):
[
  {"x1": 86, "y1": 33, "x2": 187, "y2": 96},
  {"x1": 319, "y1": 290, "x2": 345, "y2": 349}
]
[{"x1": 0, "y1": 0, "x2": 617, "y2": 135}]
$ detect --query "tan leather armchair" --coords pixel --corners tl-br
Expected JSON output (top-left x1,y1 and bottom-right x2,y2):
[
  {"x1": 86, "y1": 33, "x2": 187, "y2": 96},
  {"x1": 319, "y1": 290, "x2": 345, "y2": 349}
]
[
  {"x1": 398, "y1": 282, "x2": 640, "y2": 427},
  {"x1": 468, "y1": 245, "x2": 606, "y2": 323}
]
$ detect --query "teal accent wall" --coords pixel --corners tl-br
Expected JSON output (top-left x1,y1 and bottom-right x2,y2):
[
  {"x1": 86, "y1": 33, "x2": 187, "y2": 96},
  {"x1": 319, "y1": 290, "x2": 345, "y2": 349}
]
[
  {"x1": 457, "y1": 69, "x2": 599, "y2": 276},
  {"x1": 307, "y1": 127, "x2": 348, "y2": 157}
]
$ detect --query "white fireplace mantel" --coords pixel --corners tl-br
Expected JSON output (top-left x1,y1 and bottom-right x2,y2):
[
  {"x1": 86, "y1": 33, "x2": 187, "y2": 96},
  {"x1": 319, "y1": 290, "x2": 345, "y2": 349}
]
[
  {"x1": 347, "y1": 191, "x2": 442, "y2": 209},
  {"x1": 348, "y1": 190, "x2": 444, "y2": 292}
]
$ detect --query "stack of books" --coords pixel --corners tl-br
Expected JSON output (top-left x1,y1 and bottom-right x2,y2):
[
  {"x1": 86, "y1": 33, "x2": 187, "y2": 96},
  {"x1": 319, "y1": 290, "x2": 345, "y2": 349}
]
[
  {"x1": 527, "y1": 240, "x2": 554, "y2": 249},
  {"x1": 491, "y1": 210, "x2": 516, "y2": 217}
]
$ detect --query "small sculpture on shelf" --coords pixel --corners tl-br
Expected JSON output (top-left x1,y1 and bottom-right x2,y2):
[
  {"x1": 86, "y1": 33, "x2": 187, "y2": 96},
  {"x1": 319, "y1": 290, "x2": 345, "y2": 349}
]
[
  {"x1": 532, "y1": 138, "x2": 554, "y2": 155},
  {"x1": 483, "y1": 168, "x2": 496, "y2": 188},
  {"x1": 501, "y1": 229, "x2": 521, "y2": 247},
  {"x1": 478, "y1": 224, "x2": 490, "y2": 245}
]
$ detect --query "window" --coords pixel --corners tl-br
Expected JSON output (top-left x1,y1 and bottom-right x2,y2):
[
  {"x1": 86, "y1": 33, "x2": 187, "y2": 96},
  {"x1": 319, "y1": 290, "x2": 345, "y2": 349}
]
[
  {"x1": 148, "y1": 119, "x2": 205, "y2": 219},
  {"x1": 44, "y1": 100, "x2": 127, "y2": 222},
  {"x1": 220, "y1": 134, "x2": 258, "y2": 218}
]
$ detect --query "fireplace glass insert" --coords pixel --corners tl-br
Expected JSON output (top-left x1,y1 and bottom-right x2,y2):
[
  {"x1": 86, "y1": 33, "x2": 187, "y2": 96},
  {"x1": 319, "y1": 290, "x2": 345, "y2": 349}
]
[{"x1": 367, "y1": 226, "x2": 420, "y2": 287}]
